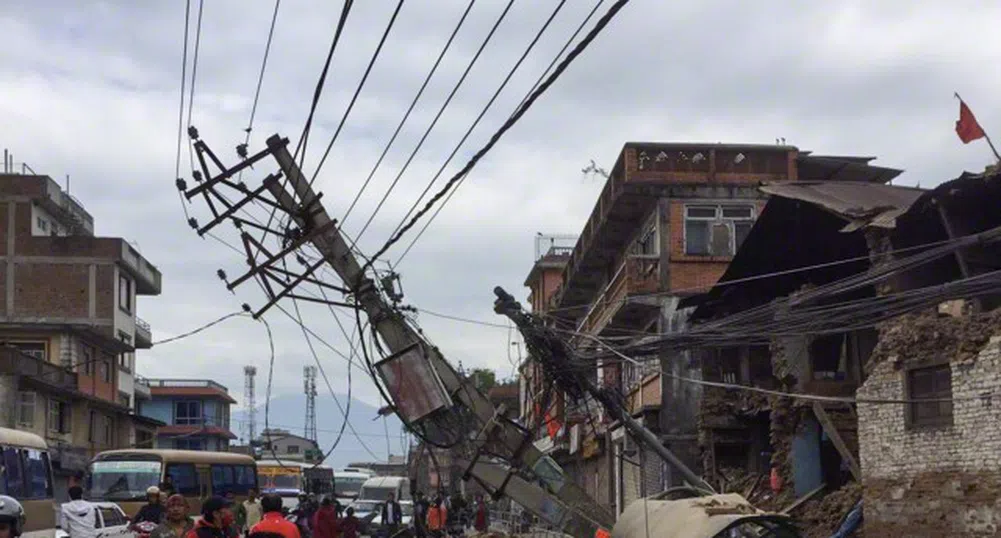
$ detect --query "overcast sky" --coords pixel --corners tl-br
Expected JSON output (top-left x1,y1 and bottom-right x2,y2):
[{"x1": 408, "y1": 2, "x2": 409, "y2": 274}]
[{"x1": 2, "y1": 0, "x2": 1000, "y2": 420}]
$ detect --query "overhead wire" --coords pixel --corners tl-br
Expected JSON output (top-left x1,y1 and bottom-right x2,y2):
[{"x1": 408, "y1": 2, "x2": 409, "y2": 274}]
[
  {"x1": 185, "y1": 0, "x2": 205, "y2": 174},
  {"x1": 396, "y1": 0, "x2": 609, "y2": 263},
  {"x1": 347, "y1": 0, "x2": 517, "y2": 248},
  {"x1": 241, "y1": 0, "x2": 282, "y2": 151},
  {"x1": 339, "y1": 0, "x2": 478, "y2": 227},
  {"x1": 363, "y1": 0, "x2": 633, "y2": 271},
  {"x1": 174, "y1": 0, "x2": 193, "y2": 221},
  {"x1": 308, "y1": 0, "x2": 406, "y2": 188},
  {"x1": 386, "y1": 0, "x2": 569, "y2": 246}
]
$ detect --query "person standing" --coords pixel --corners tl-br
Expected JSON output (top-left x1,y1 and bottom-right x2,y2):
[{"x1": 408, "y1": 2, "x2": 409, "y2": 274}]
[
  {"x1": 310, "y1": 498, "x2": 338, "y2": 538},
  {"x1": 381, "y1": 492, "x2": 402, "y2": 538},
  {"x1": 186, "y1": 497, "x2": 233, "y2": 538},
  {"x1": 60, "y1": 486, "x2": 97, "y2": 538},
  {"x1": 151, "y1": 495, "x2": 194, "y2": 538},
  {"x1": 248, "y1": 495, "x2": 299, "y2": 538},
  {"x1": 236, "y1": 489, "x2": 263, "y2": 536},
  {"x1": 425, "y1": 496, "x2": 446, "y2": 538},
  {"x1": 412, "y1": 492, "x2": 429, "y2": 538},
  {"x1": 473, "y1": 495, "x2": 489, "y2": 533},
  {"x1": 338, "y1": 508, "x2": 358, "y2": 538}
]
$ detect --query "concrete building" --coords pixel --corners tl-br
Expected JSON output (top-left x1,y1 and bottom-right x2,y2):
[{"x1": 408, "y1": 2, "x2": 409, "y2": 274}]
[
  {"x1": 687, "y1": 168, "x2": 1001, "y2": 536},
  {"x1": 258, "y1": 428, "x2": 321, "y2": 462},
  {"x1": 0, "y1": 172, "x2": 163, "y2": 495},
  {"x1": 139, "y1": 379, "x2": 236, "y2": 451},
  {"x1": 522, "y1": 142, "x2": 902, "y2": 516},
  {"x1": 347, "y1": 455, "x2": 408, "y2": 477}
]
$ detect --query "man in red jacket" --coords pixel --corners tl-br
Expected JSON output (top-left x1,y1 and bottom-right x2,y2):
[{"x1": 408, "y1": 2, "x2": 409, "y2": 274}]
[
  {"x1": 249, "y1": 495, "x2": 300, "y2": 538},
  {"x1": 310, "y1": 498, "x2": 338, "y2": 538}
]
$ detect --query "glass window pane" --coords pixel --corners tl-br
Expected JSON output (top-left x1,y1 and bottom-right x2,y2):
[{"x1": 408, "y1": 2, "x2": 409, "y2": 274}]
[
  {"x1": 3, "y1": 448, "x2": 25, "y2": 498},
  {"x1": 686, "y1": 206, "x2": 716, "y2": 219},
  {"x1": 710, "y1": 223, "x2": 732, "y2": 256},
  {"x1": 722, "y1": 206, "x2": 753, "y2": 219},
  {"x1": 685, "y1": 221, "x2": 709, "y2": 255},
  {"x1": 166, "y1": 464, "x2": 198, "y2": 496},
  {"x1": 735, "y1": 221, "x2": 753, "y2": 250},
  {"x1": 24, "y1": 449, "x2": 51, "y2": 499}
]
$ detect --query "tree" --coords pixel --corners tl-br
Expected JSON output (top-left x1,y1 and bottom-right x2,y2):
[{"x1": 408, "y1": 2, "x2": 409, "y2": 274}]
[{"x1": 469, "y1": 368, "x2": 497, "y2": 392}]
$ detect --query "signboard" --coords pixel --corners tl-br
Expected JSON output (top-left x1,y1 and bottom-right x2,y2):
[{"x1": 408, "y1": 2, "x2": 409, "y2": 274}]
[{"x1": 375, "y1": 343, "x2": 453, "y2": 423}]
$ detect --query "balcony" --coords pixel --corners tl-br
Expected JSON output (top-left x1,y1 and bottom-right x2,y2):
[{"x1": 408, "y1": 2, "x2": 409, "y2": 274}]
[
  {"x1": 135, "y1": 317, "x2": 152, "y2": 349},
  {"x1": 134, "y1": 377, "x2": 152, "y2": 401},
  {"x1": 0, "y1": 346, "x2": 77, "y2": 391},
  {"x1": 577, "y1": 255, "x2": 662, "y2": 336}
]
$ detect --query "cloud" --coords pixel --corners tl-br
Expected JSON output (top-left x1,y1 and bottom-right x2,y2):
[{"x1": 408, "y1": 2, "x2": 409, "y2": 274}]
[{"x1": 2, "y1": 0, "x2": 1000, "y2": 424}]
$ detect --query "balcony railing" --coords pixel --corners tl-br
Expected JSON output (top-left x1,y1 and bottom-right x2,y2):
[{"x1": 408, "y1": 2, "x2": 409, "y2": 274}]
[
  {"x1": 0, "y1": 347, "x2": 77, "y2": 390},
  {"x1": 145, "y1": 379, "x2": 229, "y2": 392},
  {"x1": 135, "y1": 317, "x2": 152, "y2": 348},
  {"x1": 577, "y1": 255, "x2": 661, "y2": 335}
]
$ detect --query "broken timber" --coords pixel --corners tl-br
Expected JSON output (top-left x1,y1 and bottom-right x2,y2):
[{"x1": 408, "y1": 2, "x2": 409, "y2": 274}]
[{"x1": 811, "y1": 402, "x2": 861, "y2": 481}]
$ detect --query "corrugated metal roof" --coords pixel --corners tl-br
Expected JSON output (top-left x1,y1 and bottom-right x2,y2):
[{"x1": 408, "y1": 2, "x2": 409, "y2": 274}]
[{"x1": 760, "y1": 181, "x2": 926, "y2": 231}]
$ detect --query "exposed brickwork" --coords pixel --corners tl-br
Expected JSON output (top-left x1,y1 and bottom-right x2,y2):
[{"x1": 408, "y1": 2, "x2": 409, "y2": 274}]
[
  {"x1": 0, "y1": 202, "x2": 8, "y2": 257},
  {"x1": 12, "y1": 262, "x2": 89, "y2": 318},
  {"x1": 858, "y1": 328, "x2": 1001, "y2": 537},
  {"x1": 669, "y1": 262, "x2": 728, "y2": 294},
  {"x1": 0, "y1": 175, "x2": 47, "y2": 197}
]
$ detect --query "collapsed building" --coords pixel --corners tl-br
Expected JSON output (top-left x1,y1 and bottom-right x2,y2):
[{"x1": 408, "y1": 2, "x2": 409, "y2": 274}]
[{"x1": 685, "y1": 169, "x2": 1001, "y2": 536}]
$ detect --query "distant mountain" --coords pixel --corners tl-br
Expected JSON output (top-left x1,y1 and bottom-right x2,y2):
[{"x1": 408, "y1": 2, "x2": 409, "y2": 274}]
[{"x1": 232, "y1": 393, "x2": 405, "y2": 469}]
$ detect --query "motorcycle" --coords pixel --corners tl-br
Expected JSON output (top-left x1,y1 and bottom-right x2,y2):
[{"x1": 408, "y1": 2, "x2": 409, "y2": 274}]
[{"x1": 134, "y1": 520, "x2": 159, "y2": 538}]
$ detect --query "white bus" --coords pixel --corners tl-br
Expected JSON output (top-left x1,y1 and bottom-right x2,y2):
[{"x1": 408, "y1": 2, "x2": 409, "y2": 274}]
[{"x1": 333, "y1": 469, "x2": 371, "y2": 504}]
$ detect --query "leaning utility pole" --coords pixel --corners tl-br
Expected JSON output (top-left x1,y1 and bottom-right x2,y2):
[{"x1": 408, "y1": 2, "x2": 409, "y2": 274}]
[{"x1": 179, "y1": 132, "x2": 615, "y2": 537}]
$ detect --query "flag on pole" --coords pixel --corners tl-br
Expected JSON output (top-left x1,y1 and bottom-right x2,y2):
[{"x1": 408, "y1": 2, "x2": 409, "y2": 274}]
[{"x1": 956, "y1": 96, "x2": 986, "y2": 144}]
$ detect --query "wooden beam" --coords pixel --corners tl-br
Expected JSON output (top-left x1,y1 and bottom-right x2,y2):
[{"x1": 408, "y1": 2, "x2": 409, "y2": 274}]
[{"x1": 812, "y1": 402, "x2": 861, "y2": 481}]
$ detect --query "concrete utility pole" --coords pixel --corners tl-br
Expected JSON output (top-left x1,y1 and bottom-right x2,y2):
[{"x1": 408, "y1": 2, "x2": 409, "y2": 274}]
[{"x1": 180, "y1": 133, "x2": 615, "y2": 537}]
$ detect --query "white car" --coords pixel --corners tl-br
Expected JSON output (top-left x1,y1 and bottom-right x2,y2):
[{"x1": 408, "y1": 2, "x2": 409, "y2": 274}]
[
  {"x1": 57, "y1": 502, "x2": 132, "y2": 538},
  {"x1": 367, "y1": 501, "x2": 413, "y2": 536}
]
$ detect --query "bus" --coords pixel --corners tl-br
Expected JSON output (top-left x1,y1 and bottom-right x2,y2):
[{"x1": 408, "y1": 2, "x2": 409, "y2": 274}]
[
  {"x1": 332, "y1": 469, "x2": 372, "y2": 504},
  {"x1": 88, "y1": 450, "x2": 257, "y2": 517},
  {"x1": 0, "y1": 428, "x2": 55, "y2": 538},
  {"x1": 257, "y1": 461, "x2": 333, "y2": 509}
]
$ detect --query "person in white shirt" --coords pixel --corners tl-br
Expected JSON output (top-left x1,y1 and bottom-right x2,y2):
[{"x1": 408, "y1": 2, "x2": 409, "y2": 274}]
[{"x1": 60, "y1": 486, "x2": 97, "y2": 538}]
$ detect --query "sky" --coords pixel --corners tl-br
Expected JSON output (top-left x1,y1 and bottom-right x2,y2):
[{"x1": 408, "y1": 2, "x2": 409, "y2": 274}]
[{"x1": 1, "y1": 0, "x2": 1000, "y2": 425}]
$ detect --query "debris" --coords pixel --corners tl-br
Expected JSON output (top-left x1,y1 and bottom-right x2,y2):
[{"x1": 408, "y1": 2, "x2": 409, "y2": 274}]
[{"x1": 794, "y1": 482, "x2": 863, "y2": 538}]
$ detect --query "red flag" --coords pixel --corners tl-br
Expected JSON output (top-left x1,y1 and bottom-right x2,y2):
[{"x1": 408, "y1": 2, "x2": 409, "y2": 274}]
[
  {"x1": 956, "y1": 99, "x2": 986, "y2": 144},
  {"x1": 545, "y1": 409, "x2": 561, "y2": 440}
]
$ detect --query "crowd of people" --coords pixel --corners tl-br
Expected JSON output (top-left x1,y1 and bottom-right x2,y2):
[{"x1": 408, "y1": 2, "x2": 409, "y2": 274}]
[{"x1": 48, "y1": 482, "x2": 495, "y2": 538}]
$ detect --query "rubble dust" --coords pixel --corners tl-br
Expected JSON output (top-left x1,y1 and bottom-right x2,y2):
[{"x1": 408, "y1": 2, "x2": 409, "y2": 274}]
[
  {"x1": 793, "y1": 482, "x2": 862, "y2": 538},
  {"x1": 867, "y1": 308, "x2": 1001, "y2": 372}
]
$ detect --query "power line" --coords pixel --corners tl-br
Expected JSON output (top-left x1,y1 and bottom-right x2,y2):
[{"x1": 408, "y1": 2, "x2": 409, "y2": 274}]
[
  {"x1": 185, "y1": 0, "x2": 206, "y2": 174},
  {"x1": 174, "y1": 0, "x2": 193, "y2": 221},
  {"x1": 308, "y1": 0, "x2": 406, "y2": 187},
  {"x1": 387, "y1": 0, "x2": 571, "y2": 243},
  {"x1": 347, "y1": 0, "x2": 516, "y2": 248},
  {"x1": 363, "y1": 0, "x2": 633, "y2": 271},
  {"x1": 339, "y1": 0, "x2": 478, "y2": 227},
  {"x1": 151, "y1": 312, "x2": 250, "y2": 346},
  {"x1": 396, "y1": 0, "x2": 609, "y2": 264},
  {"x1": 243, "y1": 0, "x2": 282, "y2": 145}
]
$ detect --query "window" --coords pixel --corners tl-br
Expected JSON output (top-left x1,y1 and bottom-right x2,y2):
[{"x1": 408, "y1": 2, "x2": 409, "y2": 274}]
[
  {"x1": 2, "y1": 447, "x2": 25, "y2": 498},
  {"x1": 136, "y1": 430, "x2": 154, "y2": 448},
  {"x1": 17, "y1": 392, "x2": 35, "y2": 428},
  {"x1": 5, "y1": 342, "x2": 46, "y2": 361},
  {"x1": 119, "y1": 353, "x2": 133, "y2": 371},
  {"x1": 83, "y1": 346, "x2": 95, "y2": 376},
  {"x1": 88, "y1": 410, "x2": 97, "y2": 443},
  {"x1": 632, "y1": 219, "x2": 658, "y2": 256},
  {"x1": 174, "y1": 401, "x2": 203, "y2": 425},
  {"x1": 102, "y1": 416, "x2": 114, "y2": 446},
  {"x1": 48, "y1": 400, "x2": 71, "y2": 434},
  {"x1": 119, "y1": 393, "x2": 131, "y2": 408},
  {"x1": 211, "y1": 464, "x2": 235, "y2": 495},
  {"x1": 24, "y1": 449, "x2": 52, "y2": 500},
  {"x1": 36, "y1": 217, "x2": 48, "y2": 233},
  {"x1": 166, "y1": 463, "x2": 199, "y2": 495},
  {"x1": 287, "y1": 445, "x2": 300, "y2": 454},
  {"x1": 174, "y1": 438, "x2": 204, "y2": 451},
  {"x1": 234, "y1": 465, "x2": 257, "y2": 494},
  {"x1": 684, "y1": 205, "x2": 755, "y2": 256},
  {"x1": 810, "y1": 334, "x2": 849, "y2": 381},
  {"x1": 118, "y1": 274, "x2": 132, "y2": 313},
  {"x1": 99, "y1": 506, "x2": 127, "y2": 528},
  {"x1": 909, "y1": 365, "x2": 953, "y2": 428}
]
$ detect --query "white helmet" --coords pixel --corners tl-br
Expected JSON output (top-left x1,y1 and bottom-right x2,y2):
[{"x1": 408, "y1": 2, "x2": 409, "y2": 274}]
[{"x1": 0, "y1": 496, "x2": 25, "y2": 537}]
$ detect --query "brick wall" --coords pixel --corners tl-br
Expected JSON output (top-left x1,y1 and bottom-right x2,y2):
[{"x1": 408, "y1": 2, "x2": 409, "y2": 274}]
[
  {"x1": 858, "y1": 335, "x2": 1001, "y2": 536},
  {"x1": 12, "y1": 262, "x2": 89, "y2": 317}
]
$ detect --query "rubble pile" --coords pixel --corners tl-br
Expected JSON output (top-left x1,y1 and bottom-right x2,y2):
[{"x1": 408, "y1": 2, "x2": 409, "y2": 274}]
[
  {"x1": 793, "y1": 482, "x2": 863, "y2": 538},
  {"x1": 868, "y1": 307, "x2": 1001, "y2": 371}
]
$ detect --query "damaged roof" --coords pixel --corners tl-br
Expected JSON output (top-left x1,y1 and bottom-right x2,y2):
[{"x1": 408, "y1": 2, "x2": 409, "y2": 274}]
[
  {"x1": 760, "y1": 181, "x2": 926, "y2": 231},
  {"x1": 796, "y1": 154, "x2": 904, "y2": 183}
]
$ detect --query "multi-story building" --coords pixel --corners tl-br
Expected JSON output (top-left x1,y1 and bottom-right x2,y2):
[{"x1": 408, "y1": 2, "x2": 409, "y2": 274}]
[
  {"x1": 0, "y1": 171, "x2": 163, "y2": 496},
  {"x1": 522, "y1": 142, "x2": 901, "y2": 516},
  {"x1": 258, "y1": 428, "x2": 321, "y2": 462},
  {"x1": 139, "y1": 379, "x2": 236, "y2": 451}
]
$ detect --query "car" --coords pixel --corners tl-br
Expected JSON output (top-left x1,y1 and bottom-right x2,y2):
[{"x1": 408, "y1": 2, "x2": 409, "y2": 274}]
[
  {"x1": 367, "y1": 500, "x2": 413, "y2": 537},
  {"x1": 57, "y1": 502, "x2": 133, "y2": 538},
  {"x1": 348, "y1": 499, "x2": 383, "y2": 535}
]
